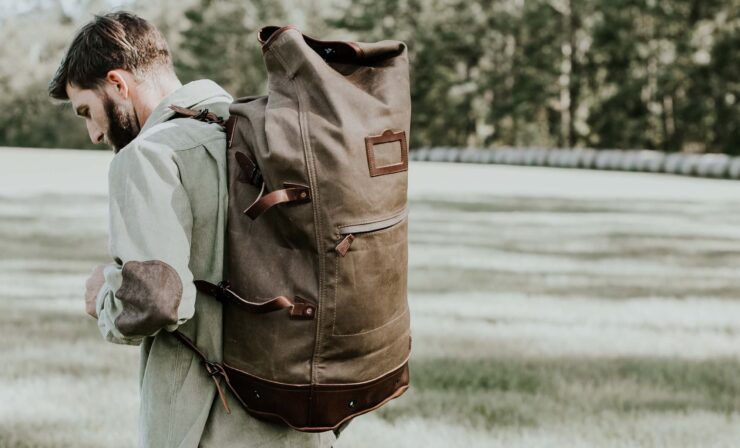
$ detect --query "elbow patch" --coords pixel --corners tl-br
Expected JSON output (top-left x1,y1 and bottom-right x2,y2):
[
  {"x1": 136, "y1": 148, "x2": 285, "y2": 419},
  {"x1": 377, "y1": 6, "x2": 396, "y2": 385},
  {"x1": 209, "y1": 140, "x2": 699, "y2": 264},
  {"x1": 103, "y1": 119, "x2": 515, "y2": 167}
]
[{"x1": 114, "y1": 260, "x2": 183, "y2": 337}]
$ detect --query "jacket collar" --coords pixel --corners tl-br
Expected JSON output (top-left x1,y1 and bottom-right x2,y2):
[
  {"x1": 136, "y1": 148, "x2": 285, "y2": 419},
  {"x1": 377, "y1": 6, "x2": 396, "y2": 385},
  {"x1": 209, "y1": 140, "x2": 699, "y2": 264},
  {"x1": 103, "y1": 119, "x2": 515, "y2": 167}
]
[{"x1": 139, "y1": 79, "x2": 233, "y2": 135}]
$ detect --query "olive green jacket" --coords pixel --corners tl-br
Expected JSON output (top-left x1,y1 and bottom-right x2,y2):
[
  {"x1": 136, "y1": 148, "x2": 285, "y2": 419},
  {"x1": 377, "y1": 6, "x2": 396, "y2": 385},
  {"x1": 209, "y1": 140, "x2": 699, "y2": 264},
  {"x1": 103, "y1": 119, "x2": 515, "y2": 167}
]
[{"x1": 95, "y1": 80, "x2": 336, "y2": 448}]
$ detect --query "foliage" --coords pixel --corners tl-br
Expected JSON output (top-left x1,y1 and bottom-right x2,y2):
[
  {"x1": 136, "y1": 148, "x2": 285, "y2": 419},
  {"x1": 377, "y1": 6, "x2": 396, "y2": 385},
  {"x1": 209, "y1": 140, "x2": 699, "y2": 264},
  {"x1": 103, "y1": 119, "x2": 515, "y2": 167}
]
[
  {"x1": 175, "y1": 0, "x2": 288, "y2": 95},
  {"x1": 0, "y1": 0, "x2": 737, "y2": 153}
]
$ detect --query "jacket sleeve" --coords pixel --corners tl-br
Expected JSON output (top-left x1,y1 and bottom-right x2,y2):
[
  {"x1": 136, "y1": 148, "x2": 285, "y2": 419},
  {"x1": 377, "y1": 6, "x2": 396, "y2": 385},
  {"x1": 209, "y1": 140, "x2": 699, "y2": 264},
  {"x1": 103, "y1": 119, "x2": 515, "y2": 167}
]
[{"x1": 95, "y1": 140, "x2": 197, "y2": 345}]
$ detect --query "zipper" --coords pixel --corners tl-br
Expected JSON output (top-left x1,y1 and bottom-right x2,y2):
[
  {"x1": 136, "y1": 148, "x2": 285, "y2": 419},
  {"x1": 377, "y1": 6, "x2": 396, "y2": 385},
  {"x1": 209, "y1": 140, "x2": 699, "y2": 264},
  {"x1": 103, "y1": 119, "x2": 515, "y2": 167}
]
[{"x1": 335, "y1": 208, "x2": 408, "y2": 256}]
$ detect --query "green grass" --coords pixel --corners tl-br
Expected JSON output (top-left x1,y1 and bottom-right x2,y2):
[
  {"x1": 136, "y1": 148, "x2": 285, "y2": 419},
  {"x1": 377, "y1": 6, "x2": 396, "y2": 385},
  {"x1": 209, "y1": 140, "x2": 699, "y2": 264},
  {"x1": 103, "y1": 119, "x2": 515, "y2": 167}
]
[
  {"x1": 374, "y1": 358, "x2": 740, "y2": 430},
  {"x1": 3, "y1": 167, "x2": 740, "y2": 447}
]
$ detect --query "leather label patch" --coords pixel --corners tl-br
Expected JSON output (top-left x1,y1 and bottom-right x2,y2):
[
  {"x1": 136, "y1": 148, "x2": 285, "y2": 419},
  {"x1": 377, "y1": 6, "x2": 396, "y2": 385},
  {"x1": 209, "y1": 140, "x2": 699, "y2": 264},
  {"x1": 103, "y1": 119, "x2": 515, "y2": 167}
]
[{"x1": 365, "y1": 130, "x2": 408, "y2": 177}]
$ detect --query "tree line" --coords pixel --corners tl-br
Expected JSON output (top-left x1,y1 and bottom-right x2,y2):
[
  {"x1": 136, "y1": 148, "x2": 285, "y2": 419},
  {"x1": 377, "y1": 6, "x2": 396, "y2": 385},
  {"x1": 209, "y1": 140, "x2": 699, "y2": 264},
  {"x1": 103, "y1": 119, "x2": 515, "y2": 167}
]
[{"x1": 0, "y1": 0, "x2": 737, "y2": 153}]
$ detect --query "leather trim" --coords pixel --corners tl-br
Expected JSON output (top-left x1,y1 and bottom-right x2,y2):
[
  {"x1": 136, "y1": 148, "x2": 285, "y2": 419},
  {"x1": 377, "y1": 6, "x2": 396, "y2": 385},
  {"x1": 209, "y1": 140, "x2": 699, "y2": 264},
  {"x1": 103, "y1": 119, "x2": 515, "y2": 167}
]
[
  {"x1": 243, "y1": 183, "x2": 311, "y2": 219},
  {"x1": 365, "y1": 130, "x2": 409, "y2": 177},
  {"x1": 114, "y1": 260, "x2": 182, "y2": 336},
  {"x1": 259, "y1": 25, "x2": 298, "y2": 52},
  {"x1": 225, "y1": 115, "x2": 238, "y2": 148},
  {"x1": 222, "y1": 360, "x2": 410, "y2": 432},
  {"x1": 172, "y1": 326, "x2": 410, "y2": 430},
  {"x1": 234, "y1": 150, "x2": 262, "y2": 186}
]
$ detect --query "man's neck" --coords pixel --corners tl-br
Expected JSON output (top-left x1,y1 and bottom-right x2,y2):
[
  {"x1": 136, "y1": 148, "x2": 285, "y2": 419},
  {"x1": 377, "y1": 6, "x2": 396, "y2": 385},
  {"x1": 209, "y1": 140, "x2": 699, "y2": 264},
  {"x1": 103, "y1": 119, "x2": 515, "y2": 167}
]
[{"x1": 133, "y1": 73, "x2": 183, "y2": 128}]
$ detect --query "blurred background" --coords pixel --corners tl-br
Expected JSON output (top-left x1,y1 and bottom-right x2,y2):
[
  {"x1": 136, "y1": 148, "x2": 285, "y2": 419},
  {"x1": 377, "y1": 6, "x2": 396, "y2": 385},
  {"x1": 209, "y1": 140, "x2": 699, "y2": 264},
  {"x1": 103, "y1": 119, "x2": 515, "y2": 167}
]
[
  {"x1": 1, "y1": 1, "x2": 739, "y2": 447},
  {"x1": 1, "y1": 0, "x2": 738, "y2": 153}
]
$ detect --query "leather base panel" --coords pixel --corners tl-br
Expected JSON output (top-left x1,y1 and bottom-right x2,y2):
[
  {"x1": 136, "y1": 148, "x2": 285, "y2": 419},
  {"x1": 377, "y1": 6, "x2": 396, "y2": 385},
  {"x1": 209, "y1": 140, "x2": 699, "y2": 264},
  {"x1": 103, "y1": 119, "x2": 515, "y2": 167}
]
[{"x1": 222, "y1": 361, "x2": 410, "y2": 432}]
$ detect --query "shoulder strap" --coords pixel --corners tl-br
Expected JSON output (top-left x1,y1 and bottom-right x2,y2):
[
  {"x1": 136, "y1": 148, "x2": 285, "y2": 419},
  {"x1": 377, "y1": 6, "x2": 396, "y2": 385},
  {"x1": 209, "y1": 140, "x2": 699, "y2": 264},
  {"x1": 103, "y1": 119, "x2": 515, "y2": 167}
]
[
  {"x1": 167, "y1": 104, "x2": 241, "y2": 150},
  {"x1": 168, "y1": 104, "x2": 226, "y2": 126},
  {"x1": 170, "y1": 330, "x2": 247, "y2": 414}
]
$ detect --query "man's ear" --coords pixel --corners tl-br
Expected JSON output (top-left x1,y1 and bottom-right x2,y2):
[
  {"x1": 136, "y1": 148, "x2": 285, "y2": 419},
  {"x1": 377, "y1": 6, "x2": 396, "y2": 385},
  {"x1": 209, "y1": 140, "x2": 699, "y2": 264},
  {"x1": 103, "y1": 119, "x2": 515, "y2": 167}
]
[{"x1": 105, "y1": 70, "x2": 131, "y2": 100}]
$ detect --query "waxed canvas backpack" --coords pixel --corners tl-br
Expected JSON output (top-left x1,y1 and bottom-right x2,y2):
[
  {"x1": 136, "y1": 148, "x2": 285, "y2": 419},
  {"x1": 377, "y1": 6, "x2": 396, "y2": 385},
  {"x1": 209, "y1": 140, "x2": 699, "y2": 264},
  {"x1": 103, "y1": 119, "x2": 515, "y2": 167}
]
[{"x1": 171, "y1": 25, "x2": 411, "y2": 432}]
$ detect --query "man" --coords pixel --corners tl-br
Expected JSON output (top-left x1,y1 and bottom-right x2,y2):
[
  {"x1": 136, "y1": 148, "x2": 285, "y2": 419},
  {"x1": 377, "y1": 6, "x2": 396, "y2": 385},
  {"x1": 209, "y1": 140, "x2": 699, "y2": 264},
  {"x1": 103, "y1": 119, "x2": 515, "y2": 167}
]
[{"x1": 49, "y1": 11, "x2": 337, "y2": 448}]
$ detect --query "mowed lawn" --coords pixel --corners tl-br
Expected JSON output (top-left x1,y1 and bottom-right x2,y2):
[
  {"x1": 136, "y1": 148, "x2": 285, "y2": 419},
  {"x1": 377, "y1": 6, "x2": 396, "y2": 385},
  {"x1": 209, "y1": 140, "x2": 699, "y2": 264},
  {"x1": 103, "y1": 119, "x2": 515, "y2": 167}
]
[{"x1": 1, "y1": 148, "x2": 740, "y2": 447}]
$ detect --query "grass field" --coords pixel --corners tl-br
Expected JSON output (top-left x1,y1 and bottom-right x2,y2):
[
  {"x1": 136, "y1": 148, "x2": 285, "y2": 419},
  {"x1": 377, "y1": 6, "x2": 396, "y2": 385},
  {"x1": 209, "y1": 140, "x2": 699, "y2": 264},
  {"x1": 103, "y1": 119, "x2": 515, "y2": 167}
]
[{"x1": 1, "y1": 148, "x2": 740, "y2": 447}]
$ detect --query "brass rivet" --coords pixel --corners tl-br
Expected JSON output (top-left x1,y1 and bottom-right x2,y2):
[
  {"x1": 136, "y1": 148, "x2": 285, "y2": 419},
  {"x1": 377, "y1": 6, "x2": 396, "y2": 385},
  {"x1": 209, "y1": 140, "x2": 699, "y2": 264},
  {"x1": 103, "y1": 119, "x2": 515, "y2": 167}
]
[
  {"x1": 300, "y1": 192, "x2": 307, "y2": 199},
  {"x1": 305, "y1": 307, "x2": 313, "y2": 316}
]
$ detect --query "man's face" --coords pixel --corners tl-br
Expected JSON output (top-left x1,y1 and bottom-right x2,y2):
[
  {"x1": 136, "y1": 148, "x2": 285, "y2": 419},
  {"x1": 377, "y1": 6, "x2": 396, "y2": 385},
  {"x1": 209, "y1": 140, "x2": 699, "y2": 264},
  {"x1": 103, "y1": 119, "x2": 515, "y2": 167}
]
[{"x1": 67, "y1": 83, "x2": 140, "y2": 152}]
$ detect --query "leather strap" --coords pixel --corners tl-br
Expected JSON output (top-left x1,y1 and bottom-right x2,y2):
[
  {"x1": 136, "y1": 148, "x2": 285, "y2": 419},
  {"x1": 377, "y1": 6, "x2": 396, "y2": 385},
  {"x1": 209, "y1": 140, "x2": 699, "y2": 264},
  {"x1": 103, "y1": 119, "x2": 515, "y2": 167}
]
[
  {"x1": 286, "y1": 296, "x2": 316, "y2": 320},
  {"x1": 225, "y1": 115, "x2": 238, "y2": 148},
  {"x1": 168, "y1": 104, "x2": 225, "y2": 126},
  {"x1": 244, "y1": 183, "x2": 311, "y2": 220},
  {"x1": 194, "y1": 280, "x2": 316, "y2": 319},
  {"x1": 171, "y1": 330, "x2": 247, "y2": 414},
  {"x1": 235, "y1": 151, "x2": 263, "y2": 186}
]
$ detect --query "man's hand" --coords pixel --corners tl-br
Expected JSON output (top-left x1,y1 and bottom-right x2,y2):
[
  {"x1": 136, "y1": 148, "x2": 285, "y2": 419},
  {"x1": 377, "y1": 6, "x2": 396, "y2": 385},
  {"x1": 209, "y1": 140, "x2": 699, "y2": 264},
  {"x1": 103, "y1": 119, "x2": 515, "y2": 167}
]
[{"x1": 85, "y1": 264, "x2": 107, "y2": 319}]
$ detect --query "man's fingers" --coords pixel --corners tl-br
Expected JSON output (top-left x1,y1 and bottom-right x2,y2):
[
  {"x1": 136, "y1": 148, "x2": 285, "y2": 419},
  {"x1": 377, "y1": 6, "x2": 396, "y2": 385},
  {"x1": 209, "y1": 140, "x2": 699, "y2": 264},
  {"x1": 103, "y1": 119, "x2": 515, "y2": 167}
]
[{"x1": 85, "y1": 265, "x2": 105, "y2": 319}]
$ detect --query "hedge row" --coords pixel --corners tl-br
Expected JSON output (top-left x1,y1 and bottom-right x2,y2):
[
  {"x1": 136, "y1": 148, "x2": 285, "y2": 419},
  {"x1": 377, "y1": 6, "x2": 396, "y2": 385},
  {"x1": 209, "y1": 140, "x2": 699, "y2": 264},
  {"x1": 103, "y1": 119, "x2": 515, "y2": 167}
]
[{"x1": 410, "y1": 147, "x2": 740, "y2": 180}]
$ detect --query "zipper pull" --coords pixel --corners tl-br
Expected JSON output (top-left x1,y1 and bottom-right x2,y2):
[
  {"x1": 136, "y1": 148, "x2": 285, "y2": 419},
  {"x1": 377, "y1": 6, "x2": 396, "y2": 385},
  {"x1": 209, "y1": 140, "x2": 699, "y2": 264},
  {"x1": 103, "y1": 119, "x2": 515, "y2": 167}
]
[{"x1": 335, "y1": 234, "x2": 355, "y2": 257}]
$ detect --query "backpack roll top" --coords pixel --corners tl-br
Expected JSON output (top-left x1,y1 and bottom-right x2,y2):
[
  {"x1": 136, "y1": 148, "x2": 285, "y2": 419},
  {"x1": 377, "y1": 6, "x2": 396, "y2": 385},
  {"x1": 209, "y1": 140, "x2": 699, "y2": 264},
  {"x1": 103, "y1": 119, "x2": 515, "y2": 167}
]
[{"x1": 261, "y1": 25, "x2": 410, "y2": 228}]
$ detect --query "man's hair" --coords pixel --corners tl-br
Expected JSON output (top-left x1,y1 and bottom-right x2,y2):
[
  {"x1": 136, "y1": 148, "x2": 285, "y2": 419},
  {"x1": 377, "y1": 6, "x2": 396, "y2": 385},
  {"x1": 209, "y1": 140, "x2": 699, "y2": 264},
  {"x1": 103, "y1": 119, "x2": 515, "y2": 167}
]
[{"x1": 49, "y1": 11, "x2": 173, "y2": 100}]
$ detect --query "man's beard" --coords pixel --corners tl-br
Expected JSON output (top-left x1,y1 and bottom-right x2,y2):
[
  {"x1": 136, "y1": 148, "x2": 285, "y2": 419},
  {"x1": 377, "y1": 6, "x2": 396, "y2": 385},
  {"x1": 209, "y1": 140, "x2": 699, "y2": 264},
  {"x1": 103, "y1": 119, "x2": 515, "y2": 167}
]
[{"x1": 103, "y1": 95, "x2": 140, "y2": 152}]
